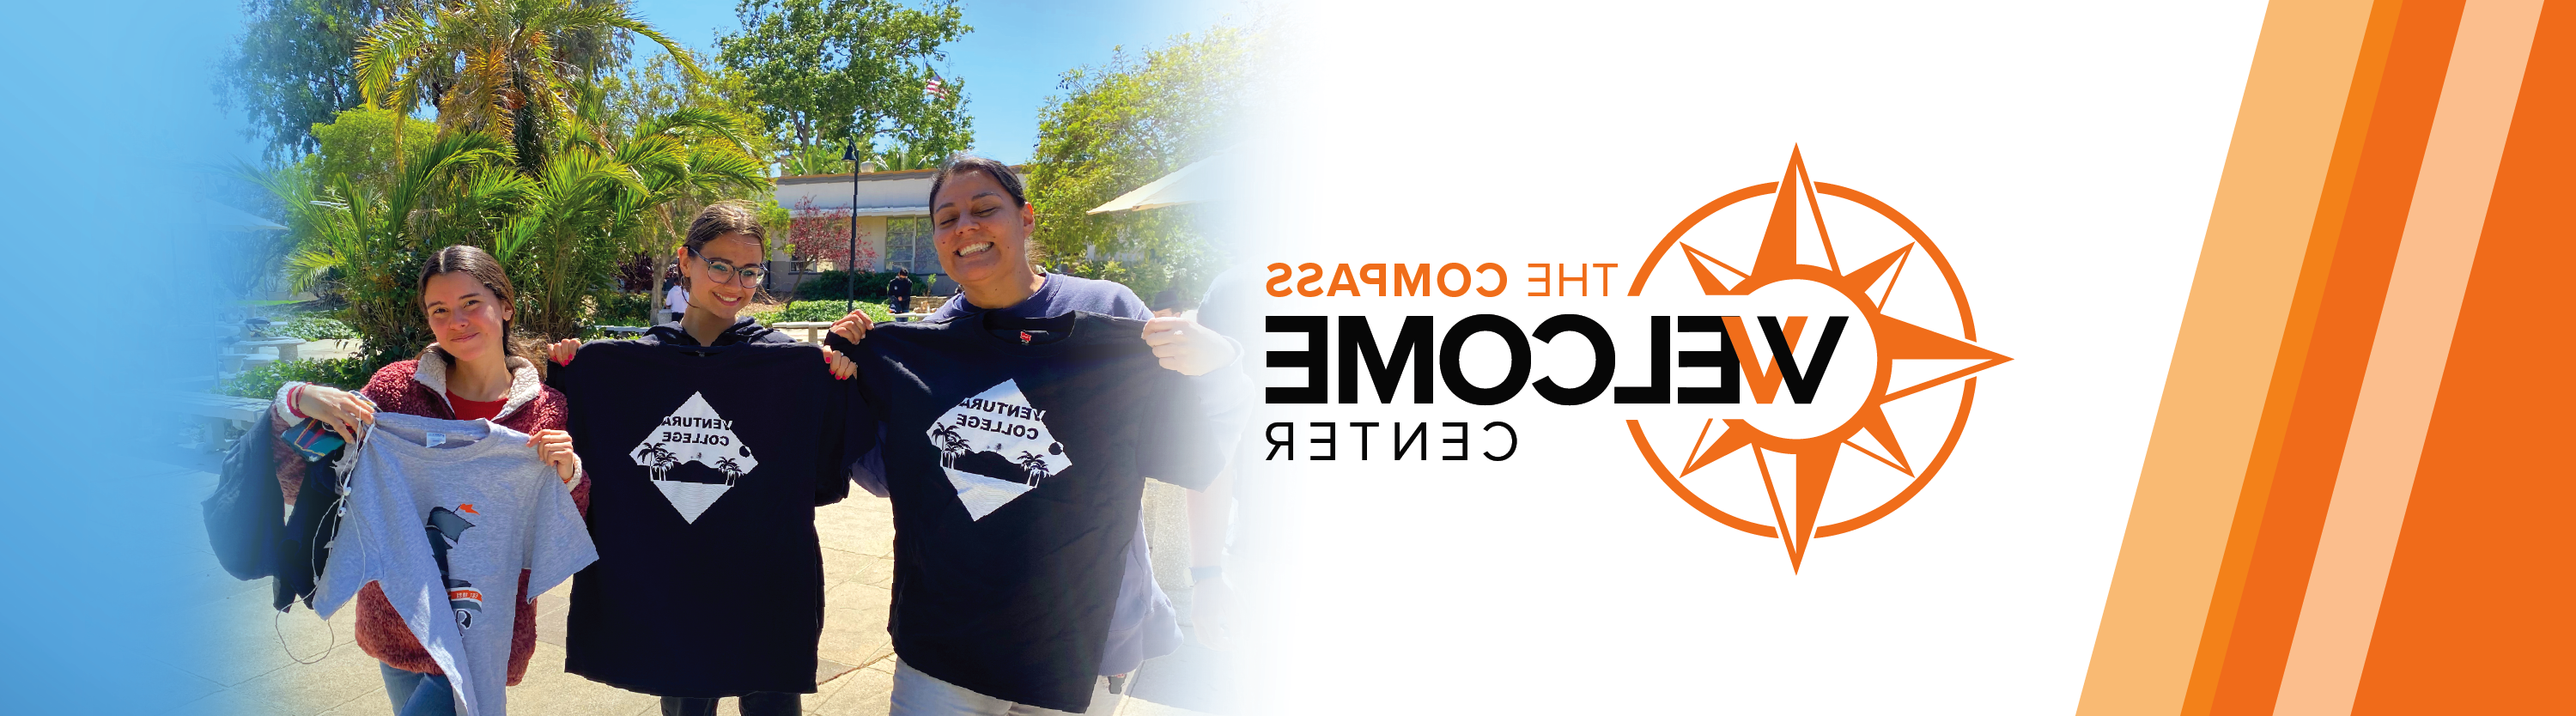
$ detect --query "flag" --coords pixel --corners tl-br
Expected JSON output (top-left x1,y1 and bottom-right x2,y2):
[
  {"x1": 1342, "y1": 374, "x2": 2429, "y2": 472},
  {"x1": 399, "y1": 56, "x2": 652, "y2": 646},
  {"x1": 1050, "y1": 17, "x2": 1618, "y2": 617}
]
[{"x1": 924, "y1": 76, "x2": 947, "y2": 99}]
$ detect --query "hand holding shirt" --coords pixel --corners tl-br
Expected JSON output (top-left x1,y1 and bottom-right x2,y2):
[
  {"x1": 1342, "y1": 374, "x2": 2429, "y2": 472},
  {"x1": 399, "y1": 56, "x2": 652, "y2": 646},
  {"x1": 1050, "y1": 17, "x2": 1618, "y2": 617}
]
[{"x1": 315, "y1": 414, "x2": 596, "y2": 716}]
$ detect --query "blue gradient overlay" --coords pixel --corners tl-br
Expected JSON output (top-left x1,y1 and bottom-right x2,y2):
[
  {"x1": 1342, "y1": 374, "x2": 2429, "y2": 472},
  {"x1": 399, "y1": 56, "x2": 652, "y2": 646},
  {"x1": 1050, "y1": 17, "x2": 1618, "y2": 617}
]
[{"x1": 0, "y1": 2, "x2": 246, "y2": 713}]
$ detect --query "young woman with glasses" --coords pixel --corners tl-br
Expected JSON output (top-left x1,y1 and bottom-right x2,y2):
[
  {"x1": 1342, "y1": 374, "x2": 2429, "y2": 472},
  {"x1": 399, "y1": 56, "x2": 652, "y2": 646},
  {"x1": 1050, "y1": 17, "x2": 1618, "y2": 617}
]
[
  {"x1": 543, "y1": 201, "x2": 851, "y2": 716},
  {"x1": 555, "y1": 202, "x2": 852, "y2": 369}
]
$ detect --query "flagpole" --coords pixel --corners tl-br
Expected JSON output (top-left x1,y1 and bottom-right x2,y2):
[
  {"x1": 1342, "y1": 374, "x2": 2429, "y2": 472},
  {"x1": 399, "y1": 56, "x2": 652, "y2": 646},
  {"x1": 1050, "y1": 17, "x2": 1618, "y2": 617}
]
[{"x1": 842, "y1": 139, "x2": 861, "y2": 313}]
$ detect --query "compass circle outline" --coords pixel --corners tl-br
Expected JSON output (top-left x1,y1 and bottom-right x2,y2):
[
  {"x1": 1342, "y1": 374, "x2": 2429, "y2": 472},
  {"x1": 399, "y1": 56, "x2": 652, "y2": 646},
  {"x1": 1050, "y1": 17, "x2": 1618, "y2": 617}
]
[{"x1": 1627, "y1": 179, "x2": 1984, "y2": 540}]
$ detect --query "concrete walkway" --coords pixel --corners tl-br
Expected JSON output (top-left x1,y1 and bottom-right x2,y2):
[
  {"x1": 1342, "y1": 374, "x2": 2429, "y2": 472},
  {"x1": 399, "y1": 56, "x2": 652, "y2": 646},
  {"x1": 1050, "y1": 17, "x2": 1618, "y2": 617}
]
[{"x1": 160, "y1": 457, "x2": 1231, "y2": 716}]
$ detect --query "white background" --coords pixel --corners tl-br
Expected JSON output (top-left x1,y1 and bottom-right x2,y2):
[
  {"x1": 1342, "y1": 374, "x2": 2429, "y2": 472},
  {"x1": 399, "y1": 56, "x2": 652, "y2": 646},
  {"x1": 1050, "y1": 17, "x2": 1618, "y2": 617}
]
[{"x1": 1216, "y1": 2, "x2": 2268, "y2": 713}]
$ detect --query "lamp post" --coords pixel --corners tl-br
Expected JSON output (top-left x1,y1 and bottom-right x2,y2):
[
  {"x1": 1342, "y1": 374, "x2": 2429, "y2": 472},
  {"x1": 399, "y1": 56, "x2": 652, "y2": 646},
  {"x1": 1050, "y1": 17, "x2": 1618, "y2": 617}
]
[{"x1": 841, "y1": 140, "x2": 862, "y2": 312}]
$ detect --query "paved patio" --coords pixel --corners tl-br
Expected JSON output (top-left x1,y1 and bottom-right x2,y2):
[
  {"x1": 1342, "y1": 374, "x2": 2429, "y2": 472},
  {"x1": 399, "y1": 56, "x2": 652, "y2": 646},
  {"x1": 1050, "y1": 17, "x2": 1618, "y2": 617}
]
[{"x1": 156, "y1": 452, "x2": 1232, "y2": 716}]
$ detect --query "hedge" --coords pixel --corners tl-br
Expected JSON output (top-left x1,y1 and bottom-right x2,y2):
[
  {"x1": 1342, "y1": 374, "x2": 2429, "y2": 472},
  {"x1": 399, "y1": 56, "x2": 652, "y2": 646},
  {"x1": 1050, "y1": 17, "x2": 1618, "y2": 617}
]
[
  {"x1": 749, "y1": 300, "x2": 893, "y2": 325},
  {"x1": 218, "y1": 356, "x2": 387, "y2": 400},
  {"x1": 791, "y1": 270, "x2": 939, "y2": 302},
  {"x1": 274, "y1": 315, "x2": 359, "y2": 342}
]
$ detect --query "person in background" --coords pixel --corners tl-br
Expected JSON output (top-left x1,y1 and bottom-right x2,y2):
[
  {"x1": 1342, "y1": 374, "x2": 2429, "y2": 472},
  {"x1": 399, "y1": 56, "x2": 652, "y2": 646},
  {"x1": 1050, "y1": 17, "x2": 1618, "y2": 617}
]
[
  {"x1": 664, "y1": 273, "x2": 689, "y2": 324},
  {"x1": 1148, "y1": 288, "x2": 1186, "y2": 319},
  {"x1": 887, "y1": 270, "x2": 914, "y2": 315},
  {"x1": 271, "y1": 245, "x2": 585, "y2": 716},
  {"x1": 829, "y1": 156, "x2": 1250, "y2": 714}
]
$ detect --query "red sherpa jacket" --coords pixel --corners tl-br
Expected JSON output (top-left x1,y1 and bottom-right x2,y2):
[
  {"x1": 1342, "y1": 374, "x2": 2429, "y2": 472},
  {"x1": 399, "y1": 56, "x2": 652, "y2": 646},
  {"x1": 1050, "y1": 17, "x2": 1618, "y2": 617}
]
[{"x1": 270, "y1": 347, "x2": 589, "y2": 684}]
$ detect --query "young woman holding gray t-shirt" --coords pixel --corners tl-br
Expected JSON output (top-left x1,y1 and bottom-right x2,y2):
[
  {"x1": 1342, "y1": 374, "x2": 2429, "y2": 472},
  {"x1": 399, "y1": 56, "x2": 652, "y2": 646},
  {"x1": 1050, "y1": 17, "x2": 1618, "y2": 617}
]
[{"x1": 271, "y1": 245, "x2": 585, "y2": 716}]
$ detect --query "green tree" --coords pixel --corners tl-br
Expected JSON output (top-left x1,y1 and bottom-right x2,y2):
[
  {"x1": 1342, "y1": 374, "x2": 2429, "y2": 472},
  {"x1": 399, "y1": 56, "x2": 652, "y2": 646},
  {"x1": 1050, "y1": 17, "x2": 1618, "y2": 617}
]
[
  {"x1": 252, "y1": 131, "x2": 532, "y2": 364},
  {"x1": 307, "y1": 106, "x2": 438, "y2": 193},
  {"x1": 775, "y1": 143, "x2": 851, "y2": 177},
  {"x1": 1027, "y1": 23, "x2": 1267, "y2": 300},
  {"x1": 353, "y1": 0, "x2": 701, "y2": 172},
  {"x1": 258, "y1": 103, "x2": 772, "y2": 357},
  {"x1": 604, "y1": 51, "x2": 763, "y2": 138},
  {"x1": 480, "y1": 79, "x2": 772, "y2": 338},
  {"x1": 716, "y1": 0, "x2": 973, "y2": 165},
  {"x1": 872, "y1": 143, "x2": 945, "y2": 171},
  {"x1": 218, "y1": 0, "x2": 424, "y2": 159}
]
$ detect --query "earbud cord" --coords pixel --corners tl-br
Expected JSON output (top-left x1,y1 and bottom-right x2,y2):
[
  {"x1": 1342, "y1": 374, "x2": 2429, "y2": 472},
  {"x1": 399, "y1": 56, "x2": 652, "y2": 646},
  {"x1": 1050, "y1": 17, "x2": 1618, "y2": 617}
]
[{"x1": 277, "y1": 420, "x2": 370, "y2": 664}]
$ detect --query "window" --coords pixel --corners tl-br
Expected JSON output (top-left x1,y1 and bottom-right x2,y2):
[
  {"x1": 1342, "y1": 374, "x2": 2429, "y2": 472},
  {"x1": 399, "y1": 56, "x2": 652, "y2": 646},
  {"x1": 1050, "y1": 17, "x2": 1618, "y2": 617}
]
[{"x1": 886, "y1": 217, "x2": 935, "y2": 275}]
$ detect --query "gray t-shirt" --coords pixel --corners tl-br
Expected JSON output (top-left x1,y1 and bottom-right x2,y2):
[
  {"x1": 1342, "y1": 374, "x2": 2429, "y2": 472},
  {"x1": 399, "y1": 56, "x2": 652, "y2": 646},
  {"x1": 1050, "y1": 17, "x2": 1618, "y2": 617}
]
[{"x1": 317, "y1": 413, "x2": 595, "y2": 716}]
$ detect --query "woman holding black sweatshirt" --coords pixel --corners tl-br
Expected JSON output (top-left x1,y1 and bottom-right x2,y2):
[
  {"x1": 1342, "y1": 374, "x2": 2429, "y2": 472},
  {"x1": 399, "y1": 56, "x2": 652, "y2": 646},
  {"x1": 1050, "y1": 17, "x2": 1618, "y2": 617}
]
[
  {"x1": 544, "y1": 201, "x2": 853, "y2": 716},
  {"x1": 825, "y1": 156, "x2": 1247, "y2": 715}
]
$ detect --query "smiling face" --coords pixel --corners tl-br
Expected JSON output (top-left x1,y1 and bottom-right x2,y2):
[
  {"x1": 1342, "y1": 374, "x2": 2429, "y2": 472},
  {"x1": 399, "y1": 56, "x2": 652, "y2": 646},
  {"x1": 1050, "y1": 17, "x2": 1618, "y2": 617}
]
[
  {"x1": 930, "y1": 168, "x2": 1038, "y2": 288},
  {"x1": 422, "y1": 271, "x2": 511, "y2": 364},
  {"x1": 677, "y1": 232, "x2": 765, "y2": 319}
]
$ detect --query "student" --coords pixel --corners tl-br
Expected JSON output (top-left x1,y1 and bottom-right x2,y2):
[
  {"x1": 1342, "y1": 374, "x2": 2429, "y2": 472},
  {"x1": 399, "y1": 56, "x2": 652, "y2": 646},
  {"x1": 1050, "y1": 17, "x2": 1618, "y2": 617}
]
[
  {"x1": 546, "y1": 201, "x2": 854, "y2": 716},
  {"x1": 829, "y1": 156, "x2": 1247, "y2": 714},
  {"x1": 888, "y1": 270, "x2": 914, "y2": 315},
  {"x1": 270, "y1": 245, "x2": 585, "y2": 716},
  {"x1": 664, "y1": 276, "x2": 689, "y2": 324}
]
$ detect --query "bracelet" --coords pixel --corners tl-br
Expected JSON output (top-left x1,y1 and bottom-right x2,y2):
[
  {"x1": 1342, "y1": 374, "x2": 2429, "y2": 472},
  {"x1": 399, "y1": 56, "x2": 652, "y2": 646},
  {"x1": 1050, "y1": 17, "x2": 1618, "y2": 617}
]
[
  {"x1": 287, "y1": 384, "x2": 307, "y2": 419},
  {"x1": 1189, "y1": 566, "x2": 1224, "y2": 584}
]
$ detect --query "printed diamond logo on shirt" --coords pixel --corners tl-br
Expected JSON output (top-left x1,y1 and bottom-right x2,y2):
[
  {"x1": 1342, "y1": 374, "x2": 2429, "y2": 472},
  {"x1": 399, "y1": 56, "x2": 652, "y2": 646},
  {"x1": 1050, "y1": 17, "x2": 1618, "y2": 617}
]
[
  {"x1": 629, "y1": 391, "x2": 759, "y2": 524},
  {"x1": 931, "y1": 379, "x2": 1070, "y2": 520}
]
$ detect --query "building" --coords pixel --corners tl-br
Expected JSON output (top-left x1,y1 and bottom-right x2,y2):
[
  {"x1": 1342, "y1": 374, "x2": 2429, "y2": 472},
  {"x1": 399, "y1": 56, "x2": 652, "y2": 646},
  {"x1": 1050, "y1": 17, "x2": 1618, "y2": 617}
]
[
  {"x1": 770, "y1": 168, "x2": 935, "y2": 296},
  {"x1": 770, "y1": 164, "x2": 1028, "y2": 298}
]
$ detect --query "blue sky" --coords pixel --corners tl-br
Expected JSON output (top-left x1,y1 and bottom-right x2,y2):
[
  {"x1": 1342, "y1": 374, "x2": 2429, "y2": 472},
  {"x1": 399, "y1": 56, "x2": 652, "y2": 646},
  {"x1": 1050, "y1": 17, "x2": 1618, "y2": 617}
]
[{"x1": 627, "y1": 0, "x2": 1250, "y2": 164}]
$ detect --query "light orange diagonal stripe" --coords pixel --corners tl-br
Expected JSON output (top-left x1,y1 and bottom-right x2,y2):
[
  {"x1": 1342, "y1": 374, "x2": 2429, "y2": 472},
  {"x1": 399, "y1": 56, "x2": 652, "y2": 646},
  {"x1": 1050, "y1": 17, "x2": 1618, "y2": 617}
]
[
  {"x1": 2075, "y1": 2, "x2": 2380, "y2": 713},
  {"x1": 2269, "y1": 1, "x2": 2547, "y2": 713}
]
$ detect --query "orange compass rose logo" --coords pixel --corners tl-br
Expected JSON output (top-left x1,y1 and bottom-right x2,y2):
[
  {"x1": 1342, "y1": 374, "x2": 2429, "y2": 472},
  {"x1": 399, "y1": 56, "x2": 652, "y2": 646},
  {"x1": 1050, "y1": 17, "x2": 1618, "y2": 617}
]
[{"x1": 1627, "y1": 147, "x2": 2010, "y2": 571}]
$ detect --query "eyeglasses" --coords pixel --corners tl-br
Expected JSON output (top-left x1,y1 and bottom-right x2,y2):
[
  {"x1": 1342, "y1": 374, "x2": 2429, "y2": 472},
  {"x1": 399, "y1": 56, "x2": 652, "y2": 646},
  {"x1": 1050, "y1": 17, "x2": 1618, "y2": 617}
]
[{"x1": 690, "y1": 250, "x2": 767, "y2": 286}]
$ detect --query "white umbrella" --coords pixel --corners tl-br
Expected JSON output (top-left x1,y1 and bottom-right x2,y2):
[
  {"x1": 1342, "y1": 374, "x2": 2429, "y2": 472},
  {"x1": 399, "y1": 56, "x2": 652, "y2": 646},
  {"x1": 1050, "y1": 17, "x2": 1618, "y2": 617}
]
[{"x1": 1087, "y1": 150, "x2": 1235, "y2": 214}]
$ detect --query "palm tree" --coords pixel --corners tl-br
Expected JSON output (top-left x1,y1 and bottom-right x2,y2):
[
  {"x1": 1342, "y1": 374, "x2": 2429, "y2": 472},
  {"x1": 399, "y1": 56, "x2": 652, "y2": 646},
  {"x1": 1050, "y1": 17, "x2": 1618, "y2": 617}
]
[
  {"x1": 354, "y1": 0, "x2": 702, "y2": 172},
  {"x1": 636, "y1": 443, "x2": 677, "y2": 479},
  {"x1": 476, "y1": 80, "x2": 768, "y2": 338},
  {"x1": 775, "y1": 143, "x2": 851, "y2": 178},
  {"x1": 872, "y1": 143, "x2": 946, "y2": 172},
  {"x1": 616, "y1": 105, "x2": 769, "y2": 308},
  {"x1": 261, "y1": 0, "x2": 774, "y2": 361},
  {"x1": 930, "y1": 425, "x2": 968, "y2": 454},
  {"x1": 1015, "y1": 451, "x2": 1054, "y2": 485},
  {"x1": 256, "y1": 131, "x2": 530, "y2": 364}
]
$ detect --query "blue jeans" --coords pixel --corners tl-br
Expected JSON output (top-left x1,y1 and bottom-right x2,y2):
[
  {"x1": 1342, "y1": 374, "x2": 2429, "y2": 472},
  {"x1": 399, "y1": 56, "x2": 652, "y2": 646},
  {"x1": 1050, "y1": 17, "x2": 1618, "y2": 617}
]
[
  {"x1": 890, "y1": 660, "x2": 1101, "y2": 716},
  {"x1": 378, "y1": 663, "x2": 457, "y2": 716}
]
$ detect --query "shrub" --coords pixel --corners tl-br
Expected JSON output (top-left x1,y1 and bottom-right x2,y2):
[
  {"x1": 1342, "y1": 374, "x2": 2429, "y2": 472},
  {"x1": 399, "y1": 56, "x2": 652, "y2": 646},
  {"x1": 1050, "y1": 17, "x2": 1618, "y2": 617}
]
[
  {"x1": 218, "y1": 356, "x2": 388, "y2": 400},
  {"x1": 614, "y1": 252, "x2": 667, "y2": 293},
  {"x1": 275, "y1": 315, "x2": 359, "y2": 342},
  {"x1": 793, "y1": 270, "x2": 931, "y2": 302},
  {"x1": 595, "y1": 292, "x2": 659, "y2": 327},
  {"x1": 748, "y1": 300, "x2": 891, "y2": 325}
]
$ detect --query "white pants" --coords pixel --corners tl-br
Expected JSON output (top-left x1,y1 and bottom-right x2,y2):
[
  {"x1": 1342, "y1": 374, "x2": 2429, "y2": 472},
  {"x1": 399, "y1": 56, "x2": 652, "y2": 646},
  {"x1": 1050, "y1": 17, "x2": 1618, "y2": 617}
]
[{"x1": 890, "y1": 660, "x2": 1115, "y2": 716}]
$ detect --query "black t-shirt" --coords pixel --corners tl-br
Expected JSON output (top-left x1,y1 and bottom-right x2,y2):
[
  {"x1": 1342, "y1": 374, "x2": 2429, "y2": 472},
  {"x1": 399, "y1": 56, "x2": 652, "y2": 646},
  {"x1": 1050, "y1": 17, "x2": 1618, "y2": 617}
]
[
  {"x1": 547, "y1": 341, "x2": 848, "y2": 697},
  {"x1": 888, "y1": 275, "x2": 914, "y2": 300},
  {"x1": 828, "y1": 311, "x2": 1214, "y2": 713}
]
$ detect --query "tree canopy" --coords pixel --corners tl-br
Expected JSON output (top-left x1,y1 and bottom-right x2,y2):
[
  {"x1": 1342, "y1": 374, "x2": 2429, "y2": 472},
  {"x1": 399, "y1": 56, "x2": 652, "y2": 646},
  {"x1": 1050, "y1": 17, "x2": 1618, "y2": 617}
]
[
  {"x1": 218, "y1": 0, "x2": 423, "y2": 159},
  {"x1": 354, "y1": 0, "x2": 697, "y2": 172},
  {"x1": 307, "y1": 106, "x2": 437, "y2": 193},
  {"x1": 717, "y1": 0, "x2": 973, "y2": 167},
  {"x1": 1027, "y1": 23, "x2": 1267, "y2": 301}
]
